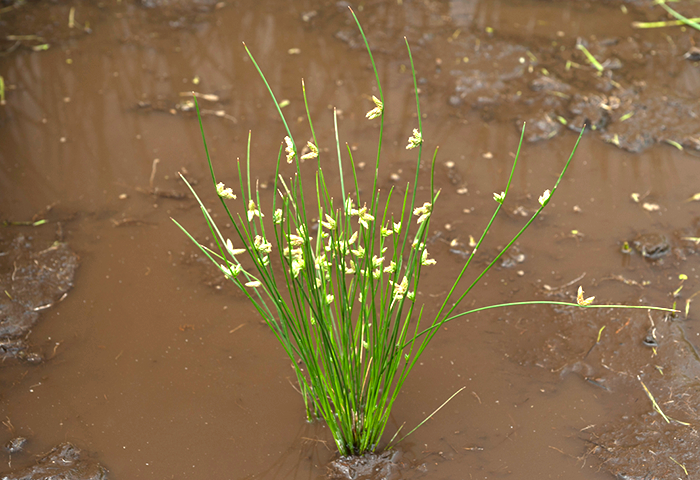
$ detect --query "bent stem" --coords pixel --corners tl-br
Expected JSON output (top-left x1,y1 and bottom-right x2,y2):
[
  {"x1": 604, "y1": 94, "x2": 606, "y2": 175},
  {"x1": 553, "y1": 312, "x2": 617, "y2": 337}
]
[{"x1": 656, "y1": 0, "x2": 700, "y2": 31}]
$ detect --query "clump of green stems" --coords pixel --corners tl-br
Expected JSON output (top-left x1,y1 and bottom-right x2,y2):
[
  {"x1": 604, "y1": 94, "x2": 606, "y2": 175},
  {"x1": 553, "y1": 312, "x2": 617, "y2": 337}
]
[{"x1": 173, "y1": 10, "x2": 677, "y2": 457}]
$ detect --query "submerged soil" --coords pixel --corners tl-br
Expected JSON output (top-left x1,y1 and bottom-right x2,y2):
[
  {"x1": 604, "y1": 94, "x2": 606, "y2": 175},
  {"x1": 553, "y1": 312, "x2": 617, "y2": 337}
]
[{"x1": 1, "y1": 0, "x2": 699, "y2": 478}]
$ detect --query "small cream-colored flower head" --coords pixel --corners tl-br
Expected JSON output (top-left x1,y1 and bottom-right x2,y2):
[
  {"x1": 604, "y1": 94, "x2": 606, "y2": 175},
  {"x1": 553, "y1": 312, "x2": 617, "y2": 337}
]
[
  {"x1": 539, "y1": 189, "x2": 551, "y2": 207},
  {"x1": 345, "y1": 261, "x2": 356, "y2": 275},
  {"x1": 384, "y1": 261, "x2": 396, "y2": 274},
  {"x1": 288, "y1": 234, "x2": 304, "y2": 247},
  {"x1": 254, "y1": 235, "x2": 272, "y2": 255},
  {"x1": 216, "y1": 182, "x2": 236, "y2": 200},
  {"x1": 357, "y1": 206, "x2": 375, "y2": 229},
  {"x1": 300, "y1": 141, "x2": 319, "y2": 161},
  {"x1": 413, "y1": 202, "x2": 432, "y2": 225},
  {"x1": 344, "y1": 197, "x2": 359, "y2": 216},
  {"x1": 366, "y1": 95, "x2": 383, "y2": 120},
  {"x1": 326, "y1": 294, "x2": 334, "y2": 305},
  {"x1": 273, "y1": 208, "x2": 283, "y2": 224},
  {"x1": 576, "y1": 286, "x2": 595, "y2": 306},
  {"x1": 291, "y1": 255, "x2": 304, "y2": 278},
  {"x1": 406, "y1": 128, "x2": 423, "y2": 150},
  {"x1": 391, "y1": 276, "x2": 409, "y2": 307},
  {"x1": 245, "y1": 280, "x2": 262, "y2": 288},
  {"x1": 221, "y1": 263, "x2": 242, "y2": 279},
  {"x1": 284, "y1": 136, "x2": 296, "y2": 164},
  {"x1": 421, "y1": 249, "x2": 436, "y2": 266},
  {"x1": 381, "y1": 225, "x2": 393, "y2": 237},
  {"x1": 225, "y1": 238, "x2": 246, "y2": 257},
  {"x1": 247, "y1": 200, "x2": 263, "y2": 222},
  {"x1": 393, "y1": 221, "x2": 401, "y2": 234},
  {"x1": 493, "y1": 191, "x2": 505, "y2": 204},
  {"x1": 321, "y1": 213, "x2": 336, "y2": 230}
]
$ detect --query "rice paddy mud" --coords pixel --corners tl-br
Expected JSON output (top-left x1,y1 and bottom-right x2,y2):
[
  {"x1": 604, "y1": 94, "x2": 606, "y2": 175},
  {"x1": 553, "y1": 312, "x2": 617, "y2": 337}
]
[{"x1": 1, "y1": 0, "x2": 699, "y2": 478}]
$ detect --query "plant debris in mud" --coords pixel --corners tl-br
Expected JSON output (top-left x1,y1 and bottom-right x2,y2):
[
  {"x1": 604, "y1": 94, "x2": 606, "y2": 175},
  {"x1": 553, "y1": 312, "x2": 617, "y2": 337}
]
[
  {"x1": 0, "y1": 442, "x2": 108, "y2": 480},
  {"x1": 327, "y1": 0, "x2": 700, "y2": 153},
  {"x1": 327, "y1": 450, "x2": 403, "y2": 480},
  {"x1": 0, "y1": 232, "x2": 79, "y2": 363}
]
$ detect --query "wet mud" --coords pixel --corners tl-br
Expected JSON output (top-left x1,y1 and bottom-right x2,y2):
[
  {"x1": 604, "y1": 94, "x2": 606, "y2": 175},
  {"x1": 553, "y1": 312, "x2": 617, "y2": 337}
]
[
  {"x1": 1, "y1": 0, "x2": 700, "y2": 479},
  {"x1": 328, "y1": 0, "x2": 700, "y2": 153}
]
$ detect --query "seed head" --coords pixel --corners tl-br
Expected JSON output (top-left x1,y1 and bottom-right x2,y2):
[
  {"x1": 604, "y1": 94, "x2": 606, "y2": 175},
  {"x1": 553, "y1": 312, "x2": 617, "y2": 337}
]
[
  {"x1": 300, "y1": 141, "x2": 319, "y2": 161},
  {"x1": 406, "y1": 128, "x2": 423, "y2": 150},
  {"x1": 413, "y1": 202, "x2": 432, "y2": 224},
  {"x1": 357, "y1": 206, "x2": 375, "y2": 229},
  {"x1": 284, "y1": 136, "x2": 296, "y2": 164},
  {"x1": 321, "y1": 213, "x2": 337, "y2": 230},
  {"x1": 421, "y1": 249, "x2": 436, "y2": 266},
  {"x1": 216, "y1": 182, "x2": 236, "y2": 200},
  {"x1": 365, "y1": 95, "x2": 383, "y2": 120},
  {"x1": 225, "y1": 238, "x2": 246, "y2": 257},
  {"x1": 247, "y1": 200, "x2": 263, "y2": 222},
  {"x1": 273, "y1": 209, "x2": 283, "y2": 224},
  {"x1": 576, "y1": 286, "x2": 595, "y2": 306}
]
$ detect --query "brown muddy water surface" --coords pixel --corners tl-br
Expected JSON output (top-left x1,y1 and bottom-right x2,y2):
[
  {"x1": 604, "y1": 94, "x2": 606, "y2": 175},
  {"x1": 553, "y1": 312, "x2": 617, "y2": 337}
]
[{"x1": 1, "y1": 0, "x2": 700, "y2": 479}]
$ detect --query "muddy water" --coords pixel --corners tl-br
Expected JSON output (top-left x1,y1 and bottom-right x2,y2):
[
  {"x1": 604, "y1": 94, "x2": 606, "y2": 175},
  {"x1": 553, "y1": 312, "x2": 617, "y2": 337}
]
[{"x1": 1, "y1": 0, "x2": 699, "y2": 479}]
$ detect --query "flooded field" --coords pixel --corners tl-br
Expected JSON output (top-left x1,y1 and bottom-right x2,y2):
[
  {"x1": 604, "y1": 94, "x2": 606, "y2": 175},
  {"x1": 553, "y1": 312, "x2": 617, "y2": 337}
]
[{"x1": 1, "y1": 0, "x2": 700, "y2": 478}]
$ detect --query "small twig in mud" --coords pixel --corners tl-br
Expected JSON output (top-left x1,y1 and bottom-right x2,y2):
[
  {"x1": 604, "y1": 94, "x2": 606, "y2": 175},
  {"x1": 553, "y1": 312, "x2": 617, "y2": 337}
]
[
  {"x1": 615, "y1": 318, "x2": 631, "y2": 334},
  {"x1": 542, "y1": 272, "x2": 586, "y2": 293},
  {"x1": 111, "y1": 218, "x2": 153, "y2": 227},
  {"x1": 632, "y1": 17, "x2": 700, "y2": 29},
  {"x1": 50, "y1": 341, "x2": 62, "y2": 359},
  {"x1": 575, "y1": 41, "x2": 604, "y2": 72},
  {"x1": 548, "y1": 445, "x2": 569, "y2": 457},
  {"x1": 286, "y1": 377, "x2": 303, "y2": 395},
  {"x1": 229, "y1": 324, "x2": 245, "y2": 334},
  {"x1": 181, "y1": 91, "x2": 220, "y2": 102},
  {"x1": 149, "y1": 158, "x2": 160, "y2": 190},
  {"x1": 67, "y1": 7, "x2": 91, "y2": 33},
  {"x1": 639, "y1": 377, "x2": 671, "y2": 423},
  {"x1": 597, "y1": 274, "x2": 646, "y2": 289},
  {"x1": 584, "y1": 325, "x2": 606, "y2": 359},
  {"x1": 301, "y1": 437, "x2": 330, "y2": 450},
  {"x1": 200, "y1": 109, "x2": 237, "y2": 123},
  {"x1": 2, "y1": 219, "x2": 47, "y2": 227},
  {"x1": 638, "y1": 377, "x2": 691, "y2": 426},
  {"x1": 392, "y1": 387, "x2": 467, "y2": 446},
  {"x1": 2, "y1": 417, "x2": 15, "y2": 434},
  {"x1": 669, "y1": 456, "x2": 689, "y2": 476},
  {"x1": 683, "y1": 290, "x2": 700, "y2": 319}
]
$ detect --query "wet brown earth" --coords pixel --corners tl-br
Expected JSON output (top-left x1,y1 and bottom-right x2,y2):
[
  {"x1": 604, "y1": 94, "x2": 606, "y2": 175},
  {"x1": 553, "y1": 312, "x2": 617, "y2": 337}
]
[{"x1": 1, "y1": 0, "x2": 700, "y2": 479}]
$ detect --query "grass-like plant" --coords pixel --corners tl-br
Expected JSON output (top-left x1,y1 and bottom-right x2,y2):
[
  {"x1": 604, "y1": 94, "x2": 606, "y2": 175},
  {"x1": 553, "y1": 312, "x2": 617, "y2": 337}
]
[{"x1": 173, "y1": 10, "x2": 677, "y2": 457}]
